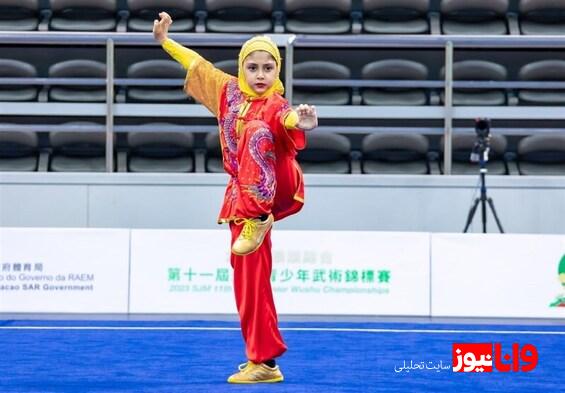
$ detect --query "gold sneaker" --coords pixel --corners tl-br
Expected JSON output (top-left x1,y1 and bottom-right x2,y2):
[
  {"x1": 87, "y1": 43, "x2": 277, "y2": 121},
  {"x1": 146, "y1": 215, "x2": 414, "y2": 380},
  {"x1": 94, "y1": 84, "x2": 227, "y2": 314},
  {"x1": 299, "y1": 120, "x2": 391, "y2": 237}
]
[
  {"x1": 231, "y1": 214, "x2": 274, "y2": 256},
  {"x1": 227, "y1": 362, "x2": 284, "y2": 384}
]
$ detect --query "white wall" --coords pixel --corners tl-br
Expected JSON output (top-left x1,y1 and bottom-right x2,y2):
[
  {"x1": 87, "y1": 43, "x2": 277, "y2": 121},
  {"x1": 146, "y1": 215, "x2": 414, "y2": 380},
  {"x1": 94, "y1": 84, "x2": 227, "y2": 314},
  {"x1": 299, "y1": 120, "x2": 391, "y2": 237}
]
[{"x1": 1, "y1": 173, "x2": 565, "y2": 234}]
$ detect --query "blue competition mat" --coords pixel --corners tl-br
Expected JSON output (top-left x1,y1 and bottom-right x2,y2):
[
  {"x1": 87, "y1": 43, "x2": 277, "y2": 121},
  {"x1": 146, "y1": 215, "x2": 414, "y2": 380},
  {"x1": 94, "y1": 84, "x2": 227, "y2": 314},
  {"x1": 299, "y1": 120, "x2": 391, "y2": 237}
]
[{"x1": 0, "y1": 320, "x2": 563, "y2": 392}]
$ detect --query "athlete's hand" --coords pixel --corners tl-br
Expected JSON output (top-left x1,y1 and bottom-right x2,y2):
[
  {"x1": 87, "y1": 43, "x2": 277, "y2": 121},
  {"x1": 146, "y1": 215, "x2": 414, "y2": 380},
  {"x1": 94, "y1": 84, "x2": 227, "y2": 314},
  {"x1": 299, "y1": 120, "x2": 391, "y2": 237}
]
[
  {"x1": 296, "y1": 104, "x2": 318, "y2": 131},
  {"x1": 153, "y1": 12, "x2": 172, "y2": 44}
]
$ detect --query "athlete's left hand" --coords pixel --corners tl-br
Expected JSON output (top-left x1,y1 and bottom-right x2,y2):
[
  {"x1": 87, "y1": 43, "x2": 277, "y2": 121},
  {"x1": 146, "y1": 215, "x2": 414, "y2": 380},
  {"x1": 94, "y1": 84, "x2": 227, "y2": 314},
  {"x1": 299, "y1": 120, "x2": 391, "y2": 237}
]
[{"x1": 296, "y1": 104, "x2": 318, "y2": 130}]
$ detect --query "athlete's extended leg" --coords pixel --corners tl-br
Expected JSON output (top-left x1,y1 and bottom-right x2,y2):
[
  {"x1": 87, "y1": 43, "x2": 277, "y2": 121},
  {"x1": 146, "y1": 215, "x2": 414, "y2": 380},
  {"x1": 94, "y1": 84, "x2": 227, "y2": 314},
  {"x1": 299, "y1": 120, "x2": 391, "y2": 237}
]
[{"x1": 228, "y1": 222, "x2": 287, "y2": 383}]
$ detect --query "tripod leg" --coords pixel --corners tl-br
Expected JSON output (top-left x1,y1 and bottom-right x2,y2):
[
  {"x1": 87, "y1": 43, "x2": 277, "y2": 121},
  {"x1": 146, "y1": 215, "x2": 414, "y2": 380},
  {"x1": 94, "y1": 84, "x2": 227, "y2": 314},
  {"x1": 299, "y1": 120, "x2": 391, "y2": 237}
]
[
  {"x1": 463, "y1": 197, "x2": 480, "y2": 233},
  {"x1": 487, "y1": 198, "x2": 505, "y2": 233},
  {"x1": 481, "y1": 194, "x2": 487, "y2": 234}
]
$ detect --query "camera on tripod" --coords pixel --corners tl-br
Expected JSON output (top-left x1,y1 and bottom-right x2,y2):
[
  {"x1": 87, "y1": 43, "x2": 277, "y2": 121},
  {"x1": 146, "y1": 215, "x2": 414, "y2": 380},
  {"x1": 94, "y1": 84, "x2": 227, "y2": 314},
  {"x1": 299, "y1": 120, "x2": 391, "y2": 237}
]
[
  {"x1": 470, "y1": 118, "x2": 491, "y2": 163},
  {"x1": 462, "y1": 116, "x2": 504, "y2": 233}
]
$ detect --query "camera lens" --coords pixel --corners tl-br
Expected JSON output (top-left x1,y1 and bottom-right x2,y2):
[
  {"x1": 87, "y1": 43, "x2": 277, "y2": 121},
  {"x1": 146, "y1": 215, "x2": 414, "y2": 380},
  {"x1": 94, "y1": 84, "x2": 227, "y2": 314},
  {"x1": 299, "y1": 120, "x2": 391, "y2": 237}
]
[{"x1": 475, "y1": 118, "x2": 491, "y2": 138}]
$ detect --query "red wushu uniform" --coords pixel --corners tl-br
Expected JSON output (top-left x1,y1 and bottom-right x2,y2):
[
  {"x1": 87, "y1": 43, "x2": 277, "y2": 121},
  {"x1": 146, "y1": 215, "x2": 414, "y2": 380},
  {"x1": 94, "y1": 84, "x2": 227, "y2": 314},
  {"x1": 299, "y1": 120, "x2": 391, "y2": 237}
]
[{"x1": 163, "y1": 38, "x2": 306, "y2": 363}]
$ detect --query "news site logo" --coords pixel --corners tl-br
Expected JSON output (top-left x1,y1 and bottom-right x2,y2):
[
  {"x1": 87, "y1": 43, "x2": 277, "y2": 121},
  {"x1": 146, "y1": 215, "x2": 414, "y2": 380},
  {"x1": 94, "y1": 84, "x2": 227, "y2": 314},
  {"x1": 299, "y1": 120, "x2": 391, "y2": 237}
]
[
  {"x1": 452, "y1": 343, "x2": 538, "y2": 373},
  {"x1": 549, "y1": 254, "x2": 565, "y2": 307}
]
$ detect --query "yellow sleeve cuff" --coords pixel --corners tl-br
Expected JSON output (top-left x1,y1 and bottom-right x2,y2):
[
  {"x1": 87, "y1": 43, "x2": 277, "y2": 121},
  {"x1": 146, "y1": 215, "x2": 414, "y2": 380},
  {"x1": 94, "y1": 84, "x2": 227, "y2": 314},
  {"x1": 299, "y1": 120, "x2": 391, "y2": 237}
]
[
  {"x1": 284, "y1": 110, "x2": 300, "y2": 129},
  {"x1": 162, "y1": 38, "x2": 201, "y2": 70}
]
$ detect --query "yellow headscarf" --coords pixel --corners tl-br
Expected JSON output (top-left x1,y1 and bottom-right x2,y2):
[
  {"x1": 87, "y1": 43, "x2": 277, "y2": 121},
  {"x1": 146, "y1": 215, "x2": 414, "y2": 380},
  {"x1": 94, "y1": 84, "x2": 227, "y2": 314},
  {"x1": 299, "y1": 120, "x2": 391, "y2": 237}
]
[{"x1": 238, "y1": 35, "x2": 285, "y2": 99}]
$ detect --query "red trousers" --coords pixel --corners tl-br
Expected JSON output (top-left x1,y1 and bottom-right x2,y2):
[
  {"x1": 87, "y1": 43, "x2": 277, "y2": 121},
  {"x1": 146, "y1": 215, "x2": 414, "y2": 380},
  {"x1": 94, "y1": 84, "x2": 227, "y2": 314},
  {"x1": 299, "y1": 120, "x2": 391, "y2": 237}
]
[{"x1": 230, "y1": 222, "x2": 287, "y2": 363}]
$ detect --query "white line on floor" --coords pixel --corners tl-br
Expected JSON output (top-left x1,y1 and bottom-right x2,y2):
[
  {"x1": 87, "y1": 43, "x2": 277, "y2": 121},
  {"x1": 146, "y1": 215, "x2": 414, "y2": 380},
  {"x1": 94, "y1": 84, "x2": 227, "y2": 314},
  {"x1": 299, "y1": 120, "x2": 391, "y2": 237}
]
[{"x1": 0, "y1": 326, "x2": 563, "y2": 335}]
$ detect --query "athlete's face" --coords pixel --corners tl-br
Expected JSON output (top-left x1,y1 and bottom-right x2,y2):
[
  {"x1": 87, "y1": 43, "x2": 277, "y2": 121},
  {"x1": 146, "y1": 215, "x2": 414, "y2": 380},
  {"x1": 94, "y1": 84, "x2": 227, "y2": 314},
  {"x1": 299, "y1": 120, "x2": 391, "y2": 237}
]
[{"x1": 242, "y1": 50, "x2": 277, "y2": 95}]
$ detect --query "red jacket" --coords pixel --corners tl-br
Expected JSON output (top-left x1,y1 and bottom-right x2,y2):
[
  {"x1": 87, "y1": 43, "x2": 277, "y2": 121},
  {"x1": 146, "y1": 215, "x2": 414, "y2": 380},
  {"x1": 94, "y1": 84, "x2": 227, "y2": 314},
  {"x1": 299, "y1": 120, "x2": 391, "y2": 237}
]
[{"x1": 216, "y1": 79, "x2": 305, "y2": 222}]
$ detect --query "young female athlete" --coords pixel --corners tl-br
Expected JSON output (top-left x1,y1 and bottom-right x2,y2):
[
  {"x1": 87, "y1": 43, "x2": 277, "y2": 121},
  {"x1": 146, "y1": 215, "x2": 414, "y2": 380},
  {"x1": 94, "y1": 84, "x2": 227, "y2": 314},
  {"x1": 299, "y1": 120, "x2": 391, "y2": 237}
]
[{"x1": 154, "y1": 12, "x2": 318, "y2": 383}]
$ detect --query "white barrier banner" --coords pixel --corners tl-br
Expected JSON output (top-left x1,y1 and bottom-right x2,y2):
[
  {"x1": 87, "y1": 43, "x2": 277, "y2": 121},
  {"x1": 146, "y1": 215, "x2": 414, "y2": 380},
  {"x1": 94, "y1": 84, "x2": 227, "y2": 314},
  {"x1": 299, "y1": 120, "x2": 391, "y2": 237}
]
[
  {"x1": 129, "y1": 229, "x2": 233, "y2": 313},
  {"x1": 272, "y1": 231, "x2": 430, "y2": 315},
  {"x1": 0, "y1": 228, "x2": 129, "y2": 313},
  {"x1": 431, "y1": 233, "x2": 565, "y2": 318},
  {"x1": 129, "y1": 230, "x2": 430, "y2": 315}
]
